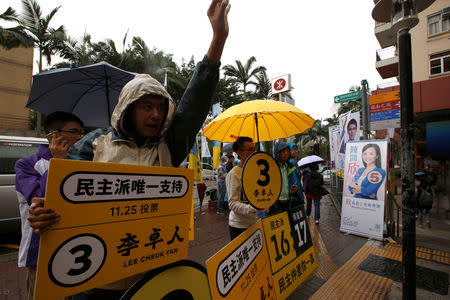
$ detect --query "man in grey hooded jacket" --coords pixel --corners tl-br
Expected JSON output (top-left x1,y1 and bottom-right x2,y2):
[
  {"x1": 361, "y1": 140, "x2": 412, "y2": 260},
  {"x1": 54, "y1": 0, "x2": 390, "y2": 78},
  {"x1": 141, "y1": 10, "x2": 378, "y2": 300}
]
[{"x1": 27, "y1": 1, "x2": 231, "y2": 298}]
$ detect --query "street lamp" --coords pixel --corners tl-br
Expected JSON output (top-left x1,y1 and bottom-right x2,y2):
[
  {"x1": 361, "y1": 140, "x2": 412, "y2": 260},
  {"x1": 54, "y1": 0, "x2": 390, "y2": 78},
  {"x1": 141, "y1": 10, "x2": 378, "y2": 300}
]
[{"x1": 372, "y1": 1, "x2": 435, "y2": 299}]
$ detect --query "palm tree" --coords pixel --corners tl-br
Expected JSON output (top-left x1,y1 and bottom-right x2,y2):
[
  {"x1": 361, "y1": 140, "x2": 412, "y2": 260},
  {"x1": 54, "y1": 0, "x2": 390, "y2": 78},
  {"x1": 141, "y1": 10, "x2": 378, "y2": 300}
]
[
  {"x1": 58, "y1": 31, "x2": 95, "y2": 66},
  {"x1": 11, "y1": 0, "x2": 67, "y2": 134},
  {"x1": 17, "y1": 0, "x2": 66, "y2": 72},
  {"x1": 252, "y1": 70, "x2": 272, "y2": 100},
  {"x1": 223, "y1": 56, "x2": 266, "y2": 101},
  {"x1": 0, "y1": 7, "x2": 33, "y2": 49}
]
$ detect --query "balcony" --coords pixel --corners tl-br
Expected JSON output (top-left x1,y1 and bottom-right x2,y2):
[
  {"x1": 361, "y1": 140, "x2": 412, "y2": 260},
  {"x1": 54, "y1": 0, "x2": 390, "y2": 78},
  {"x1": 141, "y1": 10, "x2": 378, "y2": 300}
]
[
  {"x1": 375, "y1": 21, "x2": 397, "y2": 48},
  {"x1": 376, "y1": 46, "x2": 399, "y2": 79}
]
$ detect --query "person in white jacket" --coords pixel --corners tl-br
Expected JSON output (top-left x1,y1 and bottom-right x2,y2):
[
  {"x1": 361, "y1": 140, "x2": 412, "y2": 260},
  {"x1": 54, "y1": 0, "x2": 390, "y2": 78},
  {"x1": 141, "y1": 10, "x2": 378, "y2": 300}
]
[{"x1": 226, "y1": 137, "x2": 267, "y2": 240}]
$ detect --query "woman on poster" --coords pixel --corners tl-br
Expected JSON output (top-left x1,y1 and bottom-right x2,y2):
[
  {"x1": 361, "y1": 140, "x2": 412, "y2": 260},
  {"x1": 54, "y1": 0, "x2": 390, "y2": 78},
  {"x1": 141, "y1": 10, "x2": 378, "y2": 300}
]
[{"x1": 348, "y1": 143, "x2": 386, "y2": 200}]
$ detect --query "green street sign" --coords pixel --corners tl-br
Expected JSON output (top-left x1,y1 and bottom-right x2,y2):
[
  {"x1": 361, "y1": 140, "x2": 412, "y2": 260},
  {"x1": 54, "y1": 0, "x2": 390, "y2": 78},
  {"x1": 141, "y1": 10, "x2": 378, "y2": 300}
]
[{"x1": 333, "y1": 91, "x2": 361, "y2": 103}]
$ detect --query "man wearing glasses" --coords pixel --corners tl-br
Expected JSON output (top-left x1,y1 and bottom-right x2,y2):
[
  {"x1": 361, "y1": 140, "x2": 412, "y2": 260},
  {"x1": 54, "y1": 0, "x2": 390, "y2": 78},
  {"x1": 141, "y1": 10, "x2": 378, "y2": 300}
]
[
  {"x1": 226, "y1": 137, "x2": 267, "y2": 240},
  {"x1": 14, "y1": 111, "x2": 84, "y2": 300}
]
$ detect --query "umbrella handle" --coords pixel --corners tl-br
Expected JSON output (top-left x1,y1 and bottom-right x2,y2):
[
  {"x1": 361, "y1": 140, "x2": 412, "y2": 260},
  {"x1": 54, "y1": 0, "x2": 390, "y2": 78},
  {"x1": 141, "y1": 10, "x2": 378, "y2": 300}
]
[{"x1": 254, "y1": 112, "x2": 260, "y2": 151}]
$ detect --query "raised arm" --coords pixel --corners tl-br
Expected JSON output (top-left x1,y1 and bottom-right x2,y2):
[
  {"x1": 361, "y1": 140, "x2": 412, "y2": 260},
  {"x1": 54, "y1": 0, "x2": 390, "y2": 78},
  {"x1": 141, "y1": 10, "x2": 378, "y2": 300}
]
[
  {"x1": 206, "y1": 0, "x2": 231, "y2": 64},
  {"x1": 167, "y1": 0, "x2": 231, "y2": 166}
]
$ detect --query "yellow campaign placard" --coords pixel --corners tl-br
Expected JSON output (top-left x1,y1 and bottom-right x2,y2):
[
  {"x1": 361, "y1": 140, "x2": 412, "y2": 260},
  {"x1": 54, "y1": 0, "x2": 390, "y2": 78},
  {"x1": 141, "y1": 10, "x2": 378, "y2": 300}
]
[
  {"x1": 262, "y1": 206, "x2": 317, "y2": 300},
  {"x1": 242, "y1": 152, "x2": 281, "y2": 209},
  {"x1": 206, "y1": 220, "x2": 275, "y2": 300},
  {"x1": 262, "y1": 213, "x2": 297, "y2": 274},
  {"x1": 34, "y1": 159, "x2": 193, "y2": 300}
]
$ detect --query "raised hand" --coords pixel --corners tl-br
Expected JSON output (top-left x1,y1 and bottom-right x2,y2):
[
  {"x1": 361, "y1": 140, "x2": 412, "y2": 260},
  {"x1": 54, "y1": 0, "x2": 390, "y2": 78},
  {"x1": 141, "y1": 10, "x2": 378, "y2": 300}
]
[
  {"x1": 49, "y1": 134, "x2": 70, "y2": 159},
  {"x1": 208, "y1": 0, "x2": 230, "y2": 40},
  {"x1": 206, "y1": 0, "x2": 231, "y2": 63}
]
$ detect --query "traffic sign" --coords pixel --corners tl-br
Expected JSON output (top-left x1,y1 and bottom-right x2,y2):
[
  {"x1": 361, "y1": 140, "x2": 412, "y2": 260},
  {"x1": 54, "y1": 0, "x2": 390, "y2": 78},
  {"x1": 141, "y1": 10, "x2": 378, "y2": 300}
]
[
  {"x1": 369, "y1": 90, "x2": 400, "y2": 130},
  {"x1": 241, "y1": 152, "x2": 281, "y2": 209},
  {"x1": 334, "y1": 91, "x2": 361, "y2": 103}
]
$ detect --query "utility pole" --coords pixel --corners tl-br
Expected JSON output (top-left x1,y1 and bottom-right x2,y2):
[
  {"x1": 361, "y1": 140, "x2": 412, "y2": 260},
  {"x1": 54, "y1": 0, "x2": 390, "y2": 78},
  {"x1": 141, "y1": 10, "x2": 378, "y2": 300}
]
[
  {"x1": 361, "y1": 79, "x2": 370, "y2": 139},
  {"x1": 372, "y1": 1, "x2": 436, "y2": 299},
  {"x1": 398, "y1": 26, "x2": 416, "y2": 300}
]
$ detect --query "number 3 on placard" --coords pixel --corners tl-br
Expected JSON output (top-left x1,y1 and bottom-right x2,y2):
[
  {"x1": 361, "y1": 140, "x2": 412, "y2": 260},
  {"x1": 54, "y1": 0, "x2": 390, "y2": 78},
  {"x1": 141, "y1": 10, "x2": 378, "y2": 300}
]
[
  {"x1": 293, "y1": 221, "x2": 307, "y2": 248},
  {"x1": 49, "y1": 234, "x2": 106, "y2": 287},
  {"x1": 256, "y1": 159, "x2": 270, "y2": 186}
]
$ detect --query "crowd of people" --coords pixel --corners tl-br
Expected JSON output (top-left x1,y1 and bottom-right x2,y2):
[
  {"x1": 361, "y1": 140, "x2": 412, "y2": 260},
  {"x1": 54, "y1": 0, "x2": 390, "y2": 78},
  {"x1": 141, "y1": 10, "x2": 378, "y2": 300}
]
[{"x1": 215, "y1": 138, "x2": 326, "y2": 241}]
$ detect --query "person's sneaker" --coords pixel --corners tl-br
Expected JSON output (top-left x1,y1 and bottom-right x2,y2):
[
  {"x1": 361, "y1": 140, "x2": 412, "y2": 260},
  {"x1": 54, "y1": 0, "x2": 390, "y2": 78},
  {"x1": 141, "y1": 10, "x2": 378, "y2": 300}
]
[
  {"x1": 216, "y1": 211, "x2": 224, "y2": 215},
  {"x1": 315, "y1": 219, "x2": 319, "y2": 224},
  {"x1": 427, "y1": 222, "x2": 431, "y2": 228}
]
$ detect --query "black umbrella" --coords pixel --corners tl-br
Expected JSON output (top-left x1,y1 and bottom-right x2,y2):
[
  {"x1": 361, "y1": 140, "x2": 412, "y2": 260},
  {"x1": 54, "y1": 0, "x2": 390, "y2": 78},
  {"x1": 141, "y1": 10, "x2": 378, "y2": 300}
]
[
  {"x1": 26, "y1": 62, "x2": 136, "y2": 127},
  {"x1": 221, "y1": 143, "x2": 233, "y2": 153}
]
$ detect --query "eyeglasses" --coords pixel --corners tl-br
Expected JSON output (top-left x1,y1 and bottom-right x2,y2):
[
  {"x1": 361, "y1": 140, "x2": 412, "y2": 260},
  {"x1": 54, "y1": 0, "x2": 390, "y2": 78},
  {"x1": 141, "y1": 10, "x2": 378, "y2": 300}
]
[
  {"x1": 240, "y1": 147, "x2": 255, "y2": 153},
  {"x1": 55, "y1": 129, "x2": 84, "y2": 136}
]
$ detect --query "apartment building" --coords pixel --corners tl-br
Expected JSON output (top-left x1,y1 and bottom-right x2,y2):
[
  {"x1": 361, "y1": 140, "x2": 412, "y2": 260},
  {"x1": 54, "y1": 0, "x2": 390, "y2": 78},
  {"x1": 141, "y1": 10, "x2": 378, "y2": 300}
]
[
  {"x1": 0, "y1": 46, "x2": 33, "y2": 135},
  {"x1": 371, "y1": 0, "x2": 450, "y2": 171}
]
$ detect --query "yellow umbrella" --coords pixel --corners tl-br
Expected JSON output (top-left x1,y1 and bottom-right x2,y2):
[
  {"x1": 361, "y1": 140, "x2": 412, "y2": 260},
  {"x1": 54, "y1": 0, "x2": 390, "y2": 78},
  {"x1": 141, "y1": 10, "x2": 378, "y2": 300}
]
[{"x1": 203, "y1": 99, "x2": 315, "y2": 143}]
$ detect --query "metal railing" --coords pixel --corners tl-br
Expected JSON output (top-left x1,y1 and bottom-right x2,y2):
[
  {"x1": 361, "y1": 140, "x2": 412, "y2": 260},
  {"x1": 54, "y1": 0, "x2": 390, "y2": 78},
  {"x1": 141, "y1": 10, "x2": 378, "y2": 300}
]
[{"x1": 376, "y1": 46, "x2": 397, "y2": 61}]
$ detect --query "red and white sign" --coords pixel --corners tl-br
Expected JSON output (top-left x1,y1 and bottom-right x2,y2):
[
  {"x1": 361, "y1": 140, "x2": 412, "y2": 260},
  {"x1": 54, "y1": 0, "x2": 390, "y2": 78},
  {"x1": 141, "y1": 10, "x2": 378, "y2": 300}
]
[
  {"x1": 271, "y1": 74, "x2": 291, "y2": 94},
  {"x1": 368, "y1": 171, "x2": 383, "y2": 184}
]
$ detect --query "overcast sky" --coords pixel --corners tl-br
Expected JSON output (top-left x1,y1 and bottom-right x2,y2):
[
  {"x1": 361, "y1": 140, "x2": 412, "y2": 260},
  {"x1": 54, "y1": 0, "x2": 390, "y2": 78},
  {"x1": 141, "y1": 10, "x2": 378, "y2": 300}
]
[{"x1": 3, "y1": 0, "x2": 396, "y2": 120}]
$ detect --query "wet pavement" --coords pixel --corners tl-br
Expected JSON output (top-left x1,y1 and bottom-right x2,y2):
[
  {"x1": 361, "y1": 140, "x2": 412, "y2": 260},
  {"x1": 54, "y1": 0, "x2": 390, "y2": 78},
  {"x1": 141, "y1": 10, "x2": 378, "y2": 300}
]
[{"x1": 1, "y1": 180, "x2": 449, "y2": 299}]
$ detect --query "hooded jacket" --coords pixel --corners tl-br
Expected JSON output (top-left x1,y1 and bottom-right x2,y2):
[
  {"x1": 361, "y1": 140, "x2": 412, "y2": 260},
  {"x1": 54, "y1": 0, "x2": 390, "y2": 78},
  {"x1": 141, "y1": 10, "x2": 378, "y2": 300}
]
[
  {"x1": 68, "y1": 56, "x2": 219, "y2": 167},
  {"x1": 66, "y1": 56, "x2": 220, "y2": 290},
  {"x1": 273, "y1": 142, "x2": 304, "y2": 206}
]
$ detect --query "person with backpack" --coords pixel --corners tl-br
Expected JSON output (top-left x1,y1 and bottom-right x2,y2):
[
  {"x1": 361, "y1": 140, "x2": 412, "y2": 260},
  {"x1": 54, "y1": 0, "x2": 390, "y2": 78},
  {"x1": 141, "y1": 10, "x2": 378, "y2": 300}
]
[
  {"x1": 303, "y1": 163, "x2": 327, "y2": 224},
  {"x1": 416, "y1": 172, "x2": 433, "y2": 228}
]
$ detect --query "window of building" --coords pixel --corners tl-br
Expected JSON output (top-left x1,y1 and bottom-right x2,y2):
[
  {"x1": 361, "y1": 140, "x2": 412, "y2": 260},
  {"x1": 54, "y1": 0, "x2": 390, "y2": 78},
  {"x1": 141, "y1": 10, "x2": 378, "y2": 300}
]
[
  {"x1": 428, "y1": 8, "x2": 450, "y2": 36},
  {"x1": 429, "y1": 51, "x2": 450, "y2": 76}
]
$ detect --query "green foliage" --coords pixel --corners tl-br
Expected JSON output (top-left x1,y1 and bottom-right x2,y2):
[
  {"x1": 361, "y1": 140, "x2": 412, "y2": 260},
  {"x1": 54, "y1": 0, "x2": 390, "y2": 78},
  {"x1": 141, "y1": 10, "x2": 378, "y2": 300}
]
[
  {"x1": 0, "y1": 7, "x2": 33, "y2": 49},
  {"x1": 215, "y1": 77, "x2": 242, "y2": 110},
  {"x1": 18, "y1": 0, "x2": 66, "y2": 72},
  {"x1": 249, "y1": 70, "x2": 272, "y2": 100},
  {"x1": 223, "y1": 56, "x2": 266, "y2": 101}
]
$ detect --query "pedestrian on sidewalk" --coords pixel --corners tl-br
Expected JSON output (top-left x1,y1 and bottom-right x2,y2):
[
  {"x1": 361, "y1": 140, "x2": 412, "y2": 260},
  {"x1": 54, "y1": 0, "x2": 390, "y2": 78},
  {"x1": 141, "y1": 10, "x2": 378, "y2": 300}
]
[
  {"x1": 226, "y1": 137, "x2": 267, "y2": 240},
  {"x1": 416, "y1": 172, "x2": 433, "y2": 228},
  {"x1": 269, "y1": 142, "x2": 304, "y2": 214},
  {"x1": 225, "y1": 153, "x2": 234, "y2": 173},
  {"x1": 216, "y1": 155, "x2": 228, "y2": 214},
  {"x1": 303, "y1": 163, "x2": 326, "y2": 224}
]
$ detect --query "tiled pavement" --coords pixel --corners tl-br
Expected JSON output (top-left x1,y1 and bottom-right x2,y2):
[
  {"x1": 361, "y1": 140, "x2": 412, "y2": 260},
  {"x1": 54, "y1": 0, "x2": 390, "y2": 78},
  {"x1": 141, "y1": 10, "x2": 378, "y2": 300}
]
[{"x1": 1, "y1": 182, "x2": 448, "y2": 299}]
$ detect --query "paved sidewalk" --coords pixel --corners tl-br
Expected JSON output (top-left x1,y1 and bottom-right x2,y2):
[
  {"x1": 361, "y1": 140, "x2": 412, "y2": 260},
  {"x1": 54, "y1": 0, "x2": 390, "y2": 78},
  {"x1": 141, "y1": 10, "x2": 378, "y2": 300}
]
[{"x1": 2, "y1": 182, "x2": 448, "y2": 299}]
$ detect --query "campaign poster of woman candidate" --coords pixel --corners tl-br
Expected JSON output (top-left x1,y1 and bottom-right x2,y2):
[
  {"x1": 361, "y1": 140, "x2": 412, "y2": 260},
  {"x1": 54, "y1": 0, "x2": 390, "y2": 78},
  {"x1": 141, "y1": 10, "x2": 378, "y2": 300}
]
[{"x1": 340, "y1": 140, "x2": 388, "y2": 240}]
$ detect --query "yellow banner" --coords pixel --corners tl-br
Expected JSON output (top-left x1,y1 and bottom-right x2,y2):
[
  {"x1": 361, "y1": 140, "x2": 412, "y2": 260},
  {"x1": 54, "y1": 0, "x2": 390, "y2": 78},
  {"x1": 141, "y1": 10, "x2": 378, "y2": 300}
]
[
  {"x1": 34, "y1": 159, "x2": 193, "y2": 300},
  {"x1": 206, "y1": 206, "x2": 316, "y2": 300},
  {"x1": 261, "y1": 207, "x2": 317, "y2": 300},
  {"x1": 189, "y1": 152, "x2": 202, "y2": 183},
  {"x1": 213, "y1": 145, "x2": 221, "y2": 169},
  {"x1": 206, "y1": 221, "x2": 274, "y2": 299}
]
